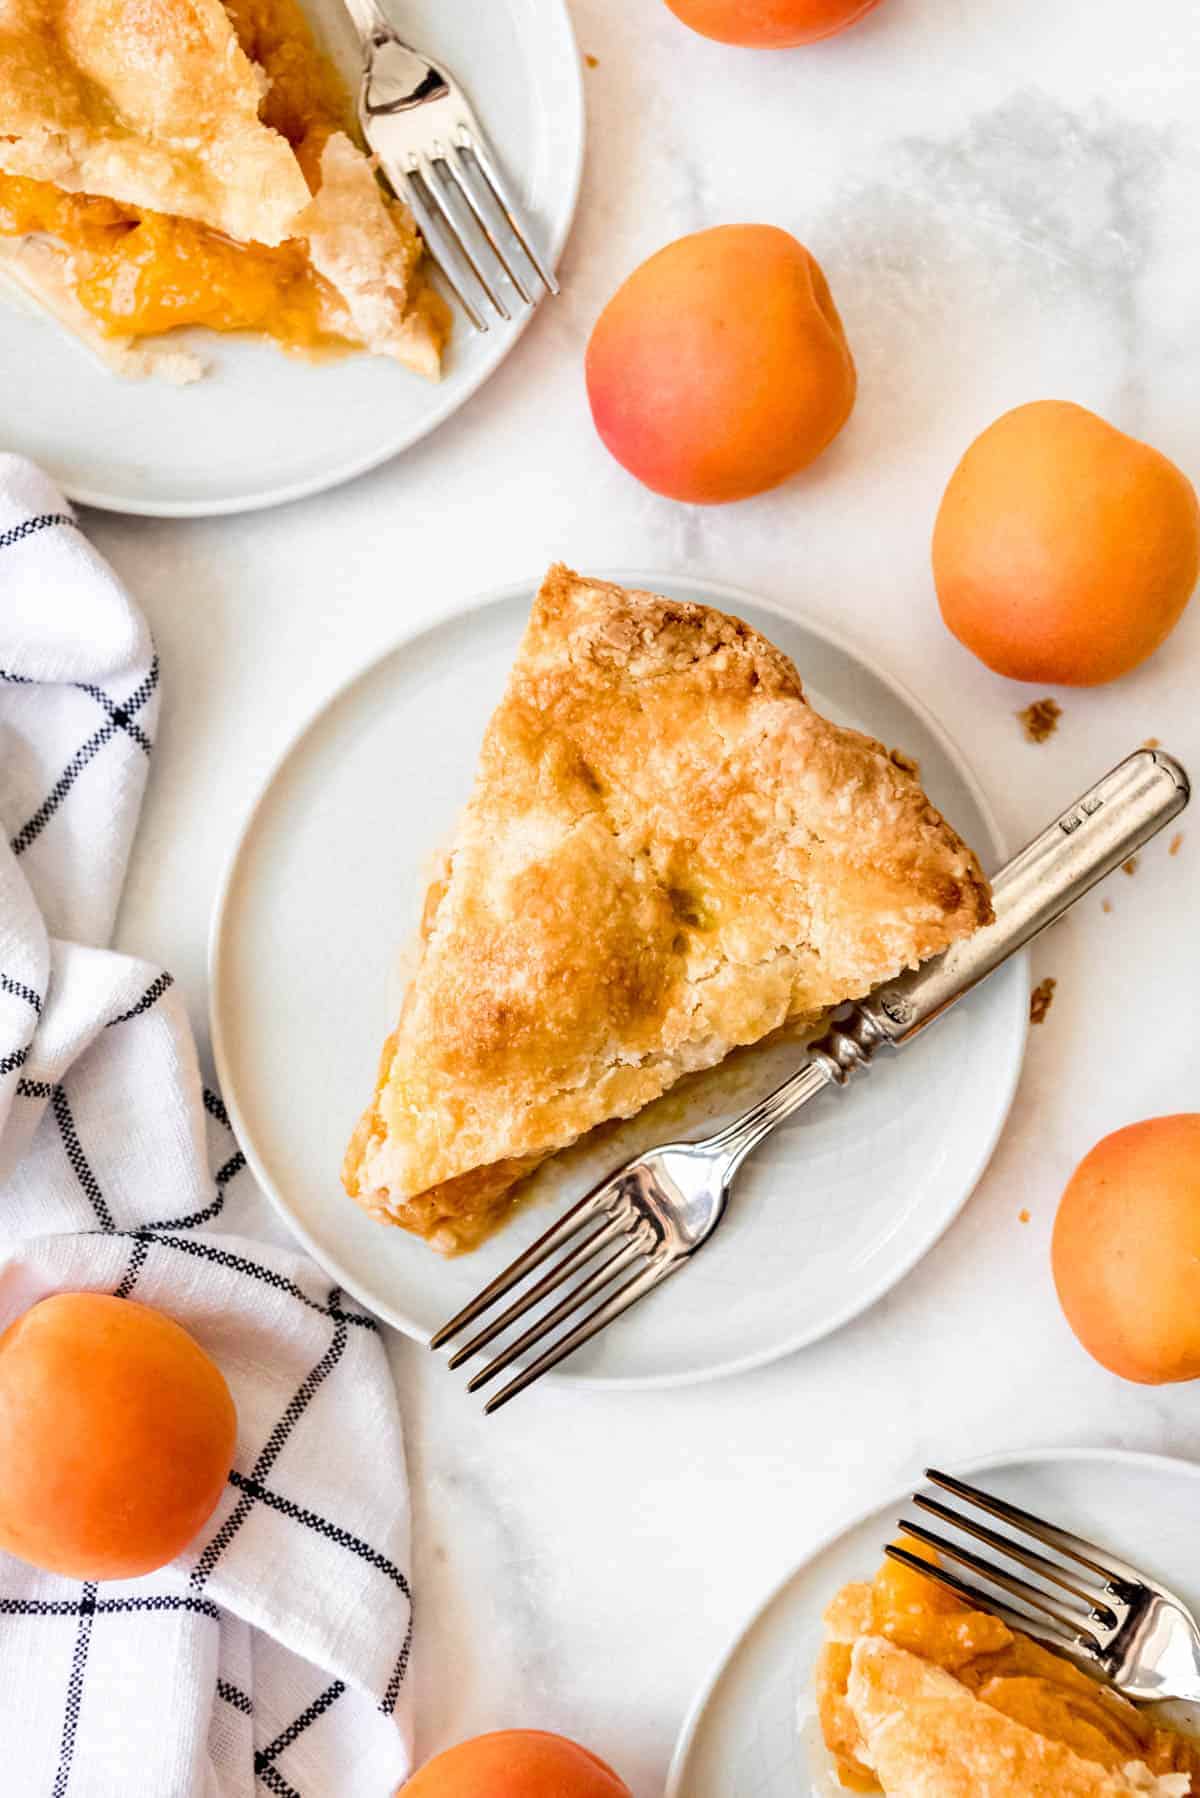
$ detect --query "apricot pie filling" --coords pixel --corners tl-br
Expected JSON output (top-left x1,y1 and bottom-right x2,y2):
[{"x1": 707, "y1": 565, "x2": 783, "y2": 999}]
[
  {"x1": 817, "y1": 1544, "x2": 1200, "y2": 1793},
  {"x1": 0, "y1": 0, "x2": 449, "y2": 377}
]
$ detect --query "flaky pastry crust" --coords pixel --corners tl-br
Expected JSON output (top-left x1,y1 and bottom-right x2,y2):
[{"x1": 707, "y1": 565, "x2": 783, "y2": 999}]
[
  {"x1": 298, "y1": 134, "x2": 448, "y2": 379},
  {"x1": 0, "y1": 0, "x2": 311, "y2": 244},
  {"x1": 344, "y1": 566, "x2": 993, "y2": 1252},
  {"x1": 846, "y1": 1638, "x2": 1189, "y2": 1797},
  {"x1": 0, "y1": 0, "x2": 446, "y2": 377}
]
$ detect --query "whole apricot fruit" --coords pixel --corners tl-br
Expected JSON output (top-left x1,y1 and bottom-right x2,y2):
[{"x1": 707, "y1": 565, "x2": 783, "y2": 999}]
[
  {"x1": 665, "y1": 0, "x2": 885, "y2": 47},
  {"x1": 933, "y1": 400, "x2": 1200, "y2": 685},
  {"x1": 400, "y1": 1730, "x2": 631, "y2": 1797},
  {"x1": 585, "y1": 224, "x2": 856, "y2": 505},
  {"x1": 0, "y1": 1292, "x2": 237, "y2": 1579},
  {"x1": 1052, "y1": 1115, "x2": 1200, "y2": 1383}
]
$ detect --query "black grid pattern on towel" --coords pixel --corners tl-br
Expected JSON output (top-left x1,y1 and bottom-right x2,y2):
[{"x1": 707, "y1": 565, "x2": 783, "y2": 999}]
[
  {"x1": 0, "y1": 974, "x2": 42, "y2": 1014},
  {"x1": 0, "y1": 970, "x2": 42, "y2": 1078},
  {"x1": 8, "y1": 652, "x2": 159, "y2": 858},
  {"x1": 17, "y1": 1114, "x2": 409, "y2": 1795},
  {"x1": 191, "y1": 1294, "x2": 351, "y2": 1591},
  {"x1": 217, "y1": 1679, "x2": 253, "y2": 1717},
  {"x1": 0, "y1": 512, "x2": 78, "y2": 553},
  {"x1": 3, "y1": 500, "x2": 412, "y2": 1792},
  {"x1": 106, "y1": 970, "x2": 174, "y2": 1028}
]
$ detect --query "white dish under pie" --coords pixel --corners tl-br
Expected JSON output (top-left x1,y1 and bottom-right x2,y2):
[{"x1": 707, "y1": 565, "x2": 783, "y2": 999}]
[
  {"x1": 209, "y1": 571, "x2": 1027, "y2": 1388},
  {"x1": 0, "y1": 0, "x2": 584, "y2": 517}
]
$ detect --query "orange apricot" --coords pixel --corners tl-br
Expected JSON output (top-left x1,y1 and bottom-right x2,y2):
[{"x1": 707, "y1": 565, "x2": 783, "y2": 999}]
[
  {"x1": 585, "y1": 224, "x2": 856, "y2": 505},
  {"x1": 0, "y1": 1292, "x2": 237, "y2": 1579},
  {"x1": 1052, "y1": 1115, "x2": 1200, "y2": 1384},
  {"x1": 665, "y1": 0, "x2": 885, "y2": 46},
  {"x1": 933, "y1": 400, "x2": 1200, "y2": 686},
  {"x1": 400, "y1": 1730, "x2": 632, "y2": 1797}
]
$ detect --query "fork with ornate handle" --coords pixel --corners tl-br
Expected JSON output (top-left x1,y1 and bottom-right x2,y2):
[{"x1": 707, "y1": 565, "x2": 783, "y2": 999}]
[{"x1": 434, "y1": 748, "x2": 1190, "y2": 1413}]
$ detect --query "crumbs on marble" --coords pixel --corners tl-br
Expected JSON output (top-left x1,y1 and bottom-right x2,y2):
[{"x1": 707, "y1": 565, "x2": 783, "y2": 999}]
[
  {"x1": 1101, "y1": 898, "x2": 1113, "y2": 913},
  {"x1": 1122, "y1": 856, "x2": 1139, "y2": 876},
  {"x1": 889, "y1": 746, "x2": 921, "y2": 777},
  {"x1": 1030, "y1": 977, "x2": 1056, "y2": 1025},
  {"x1": 1019, "y1": 1208, "x2": 1031, "y2": 1225},
  {"x1": 1170, "y1": 831, "x2": 1184, "y2": 856},
  {"x1": 1143, "y1": 736, "x2": 1161, "y2": 749},
  {"x1": 585, "y1": 52, "x2": 599, "y2": 67},
  {"x1": 1018, "y1": 697, "x2": 1062, "y2": 744}
]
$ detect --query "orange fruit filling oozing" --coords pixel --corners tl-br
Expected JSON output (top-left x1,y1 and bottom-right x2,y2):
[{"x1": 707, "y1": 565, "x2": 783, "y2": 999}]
[{"x1": 0, "y1": 0, "x2": 361, "y2": 350}]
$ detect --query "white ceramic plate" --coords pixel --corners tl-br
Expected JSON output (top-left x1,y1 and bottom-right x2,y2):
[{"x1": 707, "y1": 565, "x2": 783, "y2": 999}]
[
  {"x1": 0, "y1": 0, "x2": 584, "y2": 516},
  {"x1": 668, "y1": 1446, "x2": 1200, "y2": 1796},
  {"x1": 209, "y1": 571, "x2": 1027, "y2": 1387}
]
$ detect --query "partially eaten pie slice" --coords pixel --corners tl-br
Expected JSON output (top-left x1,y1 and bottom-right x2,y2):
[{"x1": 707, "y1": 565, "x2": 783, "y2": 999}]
[
  {"x1": 0, "y1": 0, "x2": 449, "y2": 379},
  {"x1": 815, "y1": 1547, "x2": 1200, "y2": 1793},
  {"x1": 841, "y1": 1637, "x2": 1191, "y2": 1797},
  {"x1": 343, "y1": 566, "x2": 993, "y2": 1254}
]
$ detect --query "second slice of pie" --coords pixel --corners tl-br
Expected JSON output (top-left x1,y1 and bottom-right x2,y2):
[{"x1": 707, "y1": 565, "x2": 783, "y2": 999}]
[{"x1": 343, "y1": 566, "x2": 993, "y2": 1253}]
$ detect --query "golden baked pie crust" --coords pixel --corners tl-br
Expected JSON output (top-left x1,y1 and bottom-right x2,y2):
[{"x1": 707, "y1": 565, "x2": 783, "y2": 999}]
[
  {"x1": 0, "y1": 0, "x2": 448, "y2": 374},
  {"x1": 343, "y1": 565, "x2": 993, "y2": 1253}
]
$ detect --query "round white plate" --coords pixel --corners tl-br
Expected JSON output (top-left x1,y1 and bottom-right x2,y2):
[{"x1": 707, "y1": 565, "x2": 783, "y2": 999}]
[
  {"x1": 209, "y1": 571, "x2": 1027, "y2": 1387},
  {"x1": 668, "y1": 1446, "x2": 1200, "y2": 1796},
  {"x1": 0, "y1": 0, "x2": 584, "y2": 516}
]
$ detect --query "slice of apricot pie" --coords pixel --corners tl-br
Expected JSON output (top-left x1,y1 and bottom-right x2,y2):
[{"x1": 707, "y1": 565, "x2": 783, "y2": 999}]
[
  {"x1": 0, "y1": 0, "x2": 450, "y2": 379},
  {"x1": 815, "y1": 1547, "x2": 1200, "y2": 1793},
  {"x1": 343, "y1": 566, "x2": 994, "y2": 1254}
]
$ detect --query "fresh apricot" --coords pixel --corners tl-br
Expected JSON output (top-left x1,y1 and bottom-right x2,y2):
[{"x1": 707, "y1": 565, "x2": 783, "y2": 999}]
[
  {"x1": 0, "y1": 1292, "x2": 237, "y2": 1579},
  {"x1": 933, "y1": 400, "x2": 1200, "y2": 685},
  {"x1": 400, "y1": 1730, "x2": 631, "y2": 1797},
  {"x1": 585, "y1": 224, "x2": 856, "y2": 504},
  {"x1": 665, "y1": 0, "x2": 885, "y2": 47},
  {"x1": 1052, "y1": 1115, "x2": 1200, "y2": 1384}
]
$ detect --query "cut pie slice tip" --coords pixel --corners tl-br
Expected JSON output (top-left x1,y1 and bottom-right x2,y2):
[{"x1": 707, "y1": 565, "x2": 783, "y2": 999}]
[{"x1": 343, "y1": 566, "x2": 994, "y2": 1255}]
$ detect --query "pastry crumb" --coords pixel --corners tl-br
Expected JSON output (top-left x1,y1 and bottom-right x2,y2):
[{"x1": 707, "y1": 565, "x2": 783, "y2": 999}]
[
  {"x1": 1019, "y1": 1208, "x2": 1031, "y2": 1224},
  {"x1": 585, "y1": 52, "x2": 599, "y2": 66},
  {"x1": 1018, "y1": 698, "x2": 1061, "y2": 744},
  {"x1": 1170, "y1": 831, "x2": 1184, "y2": 856},
  {"x1": 1143, "y1": 736, "x2": 1161, "y2": 749},
  {"x1": 1030, "y1": 977, "x2": 1056, "y2": 1025},
  {"x1": 889, "y1": 747, "x2": 921, "y2": 777},
  {"x1": 1122, "y1": 857, "x2": 1138, "y2": 876},
  {"x1": 1101, "y1": 898, "x2": 1113, "y2": 913}
]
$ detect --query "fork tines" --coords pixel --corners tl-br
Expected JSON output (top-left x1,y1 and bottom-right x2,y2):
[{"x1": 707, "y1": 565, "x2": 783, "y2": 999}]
[
  {"x1": 431, "y1": 1173, "x2": 674, "y2": 1413},
  {"x1": 400, "y1": 126, "x2": 557, "y2": 334},
  {"x1": 888, "y1": 1467, "x2": 1136, "y2": 1666}
]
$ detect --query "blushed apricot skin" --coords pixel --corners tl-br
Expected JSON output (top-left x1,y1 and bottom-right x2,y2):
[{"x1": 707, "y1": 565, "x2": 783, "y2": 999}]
[
  {"x1": 665, "y1": 0, "x2": 885, "y2": 47},
  {"x1": 933, "y1": 400, "x2": 1200, "y2": 686},
  {"x1": 1052, "y1": 1115, "x2": 1200, "y2": 1384},
  {"x1": 400, "y1": 1730, "x2": 632, "y2": 1798},
  {"x1": 0, "y1": 1293, "x2": 237, "y2": 1579},
  {"x1": 585, "y1": 224, "x2": 856, "y2": 505}
]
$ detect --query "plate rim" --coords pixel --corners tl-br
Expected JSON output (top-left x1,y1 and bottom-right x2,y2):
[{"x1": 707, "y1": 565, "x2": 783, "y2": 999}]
[
  {"x1": 208, "y1": 568, "x2": 1028, "y2": 1387},
  {"x1": 55, "y1": 0, "x2": 586, "y2": 518},
  {"x1": 666, "y1": 1443, "x2": 1200, "y2": 1795}
]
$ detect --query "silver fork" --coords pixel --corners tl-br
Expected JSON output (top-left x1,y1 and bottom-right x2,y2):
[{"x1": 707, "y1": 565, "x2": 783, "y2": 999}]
[
  {"x1": 339, "y1": 0, "x2": 559, "y2": 331},
  {"x1": 432, "y1": 748, "x2": 1188, "y2": 1412},
  {"x1": 890, "y1": 1467, "x2": 1200, "y2": 1703}
]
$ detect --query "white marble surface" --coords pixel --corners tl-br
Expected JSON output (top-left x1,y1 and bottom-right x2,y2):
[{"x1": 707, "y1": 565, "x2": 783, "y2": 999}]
[{"x1": 98, "y1": 0, "x2": 1200, "y2": 1788}]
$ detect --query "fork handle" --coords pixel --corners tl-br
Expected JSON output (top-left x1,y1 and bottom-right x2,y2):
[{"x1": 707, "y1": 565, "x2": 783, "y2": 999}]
[{"x1": 810, "y1": 747, "x2": 1189, "y2": 1084}]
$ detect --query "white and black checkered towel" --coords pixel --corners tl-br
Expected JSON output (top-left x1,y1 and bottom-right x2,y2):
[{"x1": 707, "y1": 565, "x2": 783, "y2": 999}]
[{"x1": 0, "y1": 456, "x2": 415, "y2": 1798}]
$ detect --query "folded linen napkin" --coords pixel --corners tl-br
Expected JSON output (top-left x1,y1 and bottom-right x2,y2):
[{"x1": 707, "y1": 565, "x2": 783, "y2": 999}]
[{"x1": 0, "y1": 456, "x2": 414, "y2": 1798}]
